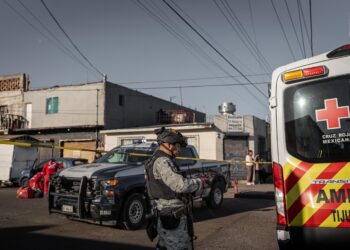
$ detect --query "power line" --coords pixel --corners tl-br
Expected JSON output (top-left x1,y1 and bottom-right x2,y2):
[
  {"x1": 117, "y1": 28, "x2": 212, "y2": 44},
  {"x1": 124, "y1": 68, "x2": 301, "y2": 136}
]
[
  {"x1": 2, "y1": 0, "x2": 97, "y2": 77},
  {"x1": 117, "y1": 73, "x2": 270, "y2": 85},
  {"x1": 164, "y1": 0, "x2": 268, "y2": 109},
  {"x1": 166, "y1": 0, "x2": 269, "y2": 109},
  {"x1": 134, "y1": 0, "x2": 267, "y2": 109},
  {"x1": 133, "y1": 0, "x2": 224, "y2": 76},
  {"x1": 297, "y1": 0, "x2": 306, "y2": 57},
  {"x1": 165, "y1": 0, "x2": 266, "y2": 106},
  {"x1": 270, "y1": 0, "x2": 297, "y2": 61},
  {"x1": 283, "y1": 0, "x2": 305, "y2": 58},
  {"x1": 134, "y1": 0, "x2": 242, "y2": 83},
  {"x1": 248, "y1": 0, "x2": 260, "y2": 64},
  {"x1": 162, "y1": 0, "x2": 268, "y2": 99},
  {"x1": 168, "y1": 0, "x2": 267, "y2": 77},
  {"x1": 213, "y1": 0, "x2": 269, "y2": 73},
  {"x1": 40, "y1": 0, "x2": 104, "y2": 77},
  {"x1": 220, "y1": 0, "x2": 272, "y2": 72},
  {"x1": 298, "y1": 0, "x2": 311, "y2": 52},
  {"x1": 134, "y1": 81, "x2": 269, "y2": 90},
  {"x1": 30, "y1": 81, "x2": 268, "y2": 91},
  {"x1": 13, "y1": 0, "x2": 99, "y2": 77}
]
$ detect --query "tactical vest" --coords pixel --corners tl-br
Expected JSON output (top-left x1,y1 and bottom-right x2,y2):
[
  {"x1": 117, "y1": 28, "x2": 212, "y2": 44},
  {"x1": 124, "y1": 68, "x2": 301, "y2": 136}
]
[{"x1": 145, "y1": 150, "x2": 181, "y2": 200}]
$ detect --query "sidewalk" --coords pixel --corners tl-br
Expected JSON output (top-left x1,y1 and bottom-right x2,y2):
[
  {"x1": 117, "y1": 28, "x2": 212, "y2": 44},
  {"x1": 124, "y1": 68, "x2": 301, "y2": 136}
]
[{"x1": 226, "y1": 182, "x2": 275, "y2": 200}]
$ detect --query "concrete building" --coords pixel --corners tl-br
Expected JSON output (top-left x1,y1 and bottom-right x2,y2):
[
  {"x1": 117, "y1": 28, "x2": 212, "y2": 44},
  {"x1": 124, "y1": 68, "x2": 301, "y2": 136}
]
[
  {"x1": 102, "y1": 123, "x2": 223, "y2": 161},
  {"x1": 0, "y1": 74, "x2": 29, "y2": 131},
  {"x1": 22, "y1": 81, "x2": 204, "y2": 130},
  {"x1": 101, "y1": 110, "x2": 270, "y2": 179},
  {"x1": 214, "y1": 114, "x2": 269, "y2": 160},
  {"x1": 1, "y1": 74, "x2": 205, "y2": 162}
]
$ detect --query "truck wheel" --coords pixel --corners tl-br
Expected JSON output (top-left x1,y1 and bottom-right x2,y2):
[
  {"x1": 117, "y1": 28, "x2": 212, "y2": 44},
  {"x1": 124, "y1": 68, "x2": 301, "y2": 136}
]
[
  {"x1": 122, "y1": 193, "x2": 146, "y2": 230},
  {"x1": 21, "y1": 178, "x2": 29, "y2": 187},
  {"x1": 206, "y1": 182, "x2": 224, "y2": 209}
]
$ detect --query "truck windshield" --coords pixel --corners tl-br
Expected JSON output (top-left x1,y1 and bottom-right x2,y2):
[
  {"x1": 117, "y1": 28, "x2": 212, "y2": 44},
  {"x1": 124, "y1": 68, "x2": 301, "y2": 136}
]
[
  {"x1": 284, "y1": 75, "x2": 350, "y2": 163},
  {"x1": 97, "y1": 148, "x2": 154, "y2": 164}
]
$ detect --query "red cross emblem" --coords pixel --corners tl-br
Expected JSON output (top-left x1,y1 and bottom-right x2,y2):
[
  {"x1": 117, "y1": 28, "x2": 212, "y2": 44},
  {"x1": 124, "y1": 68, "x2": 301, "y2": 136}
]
[{"x1": 315, "y1": 98, "x2": 350, "y2": 130}]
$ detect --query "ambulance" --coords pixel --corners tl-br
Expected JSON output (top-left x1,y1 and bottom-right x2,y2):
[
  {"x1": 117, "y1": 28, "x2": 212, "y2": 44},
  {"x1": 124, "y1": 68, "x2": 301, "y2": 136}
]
[{"x1": 270, "y1": 44, "x2": 350, "y2": 248}]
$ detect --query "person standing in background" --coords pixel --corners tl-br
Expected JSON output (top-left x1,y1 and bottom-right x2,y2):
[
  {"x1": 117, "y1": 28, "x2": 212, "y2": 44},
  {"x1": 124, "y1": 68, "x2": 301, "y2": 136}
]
[
  {"x1": 254, "y1": 154, "x2": 262, "y2": 184},
  {"x1": 245, "y1": 150, "x2": 254, "y2": 186}
]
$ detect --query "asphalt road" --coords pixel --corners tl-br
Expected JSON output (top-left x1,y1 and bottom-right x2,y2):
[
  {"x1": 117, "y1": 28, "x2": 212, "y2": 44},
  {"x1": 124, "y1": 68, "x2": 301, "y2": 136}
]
[{"x1": 0, "y1": 185, "x2": 277, "y2": 250}]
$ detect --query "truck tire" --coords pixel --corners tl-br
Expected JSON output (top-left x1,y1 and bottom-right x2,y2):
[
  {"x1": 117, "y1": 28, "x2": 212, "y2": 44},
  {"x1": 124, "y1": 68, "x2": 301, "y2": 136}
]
[
  {"x1": 122, "y1": 192, "x2": 146, "y2": 230},
  {"x1": 206, "y1": 181, "x2": 224, "y2": 209},
  {"x1": 20, "y1": 178, "x2": 29, "y2": 187}
]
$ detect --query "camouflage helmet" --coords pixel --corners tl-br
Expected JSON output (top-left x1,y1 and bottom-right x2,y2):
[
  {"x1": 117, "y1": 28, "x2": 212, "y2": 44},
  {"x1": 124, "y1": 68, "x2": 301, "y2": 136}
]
[{"x1": 154, "y1": 127, "x2": 187, "y2": 147}]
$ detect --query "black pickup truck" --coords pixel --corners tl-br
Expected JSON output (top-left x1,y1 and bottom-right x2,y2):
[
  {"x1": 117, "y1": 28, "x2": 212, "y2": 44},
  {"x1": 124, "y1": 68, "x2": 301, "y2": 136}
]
[{"x1": 48, "y1": 142, "x2": 230, "y2": 230}]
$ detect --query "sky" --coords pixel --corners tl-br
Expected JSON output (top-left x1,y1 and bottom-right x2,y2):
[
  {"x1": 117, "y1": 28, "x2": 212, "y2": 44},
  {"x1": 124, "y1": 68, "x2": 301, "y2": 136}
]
[{"x1": 0, "y1": 0, "x2": 349, "y2": 121}]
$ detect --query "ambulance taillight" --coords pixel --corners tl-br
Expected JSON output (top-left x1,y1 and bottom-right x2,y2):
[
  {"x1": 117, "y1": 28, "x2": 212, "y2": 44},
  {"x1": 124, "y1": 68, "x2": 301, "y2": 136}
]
[
  {"x1": 283, "y1": 66, "x2": 328, "y2": 83},
  {"x1": 273, "y1": 162, "x2": 287, "y2": 226}
]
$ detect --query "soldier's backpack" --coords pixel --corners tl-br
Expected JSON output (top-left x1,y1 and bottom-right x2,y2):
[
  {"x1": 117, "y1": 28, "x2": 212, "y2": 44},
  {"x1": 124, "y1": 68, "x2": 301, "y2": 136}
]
[{"x1": 16, "y1": 186, "x2": 34, "y2": 199}]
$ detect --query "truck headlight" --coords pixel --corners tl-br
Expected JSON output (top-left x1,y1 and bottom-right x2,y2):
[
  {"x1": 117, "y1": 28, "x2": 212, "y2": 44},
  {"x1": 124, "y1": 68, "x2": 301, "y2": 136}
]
[
  {"x1": 100, "y1": 179, "x2": 118, "y2": 187},
  {"x1": 103, "y1": 190, "x2": 115, "y2": 198}
]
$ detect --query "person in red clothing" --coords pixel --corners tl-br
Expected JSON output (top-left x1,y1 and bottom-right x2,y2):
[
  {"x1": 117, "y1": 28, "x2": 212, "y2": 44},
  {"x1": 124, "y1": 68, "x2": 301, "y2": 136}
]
[
  {"x1": 29, "y1": 172, "x2": 44, "y2": 198},
  {"x1": 42, "y1": 159, "x2": 63, "y2": 194}
]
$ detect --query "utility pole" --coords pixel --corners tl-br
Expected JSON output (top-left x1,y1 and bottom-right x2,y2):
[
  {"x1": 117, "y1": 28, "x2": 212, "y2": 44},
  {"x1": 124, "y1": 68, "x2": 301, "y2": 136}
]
[
  {"x1": 96, "y1": 89, "x2": 99, "y2": 150},
  {"x1": 309, "y1": 0, "x2": 313, "y2": 56},
  {"x1": 179, "y1": 86, "x2": 183, "y2": 106}
]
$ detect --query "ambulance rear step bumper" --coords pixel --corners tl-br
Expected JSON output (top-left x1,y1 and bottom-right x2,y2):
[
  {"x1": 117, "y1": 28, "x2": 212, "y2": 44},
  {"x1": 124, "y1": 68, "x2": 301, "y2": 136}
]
[{"x1": 278, "y1": 226, "x2": 350, "y2": 246}]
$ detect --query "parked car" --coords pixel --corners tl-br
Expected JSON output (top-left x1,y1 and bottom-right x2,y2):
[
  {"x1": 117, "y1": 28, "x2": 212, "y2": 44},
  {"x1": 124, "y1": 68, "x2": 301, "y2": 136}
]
[
  {"x1": 19, "y1": 158, "x2": 89, "y2": 187},
  {"x1": 49, "y1": 142, "x2": 231, "y2": 230}
]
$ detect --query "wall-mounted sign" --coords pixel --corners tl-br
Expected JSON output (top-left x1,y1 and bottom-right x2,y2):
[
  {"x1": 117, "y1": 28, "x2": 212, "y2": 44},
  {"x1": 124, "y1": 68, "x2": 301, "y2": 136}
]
[{"x1": 227, "y1": 115, "x2": 244, "y2": 132}]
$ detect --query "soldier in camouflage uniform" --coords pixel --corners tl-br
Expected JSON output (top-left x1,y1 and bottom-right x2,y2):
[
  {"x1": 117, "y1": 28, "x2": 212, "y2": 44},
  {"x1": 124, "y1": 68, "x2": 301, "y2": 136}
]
[{"x1": 145, "y1": 127, "x2": 208, "y2": 250}]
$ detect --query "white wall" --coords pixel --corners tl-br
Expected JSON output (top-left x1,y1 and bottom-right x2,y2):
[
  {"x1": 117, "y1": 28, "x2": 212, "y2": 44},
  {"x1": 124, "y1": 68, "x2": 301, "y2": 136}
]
[
  {"x1": 0, "y1": 90, "x2": 24, "y2": 118},
  {"x1": 0, "y1": 145, "x2": 14, "y2": 181},
  {"x1": 104, "y1": 130, "x2": 219, "y2": 160},
  {"x1": 24, "y1": 83, "x2": 105, "y2": 128}
]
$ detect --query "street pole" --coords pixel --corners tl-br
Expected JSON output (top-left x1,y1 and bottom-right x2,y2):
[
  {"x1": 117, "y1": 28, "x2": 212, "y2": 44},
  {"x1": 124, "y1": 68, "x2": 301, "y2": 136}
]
[
  {"x1": 50, "y1": 138, "x2": 54, "y2": 159},
  {"x1": 179, "y1": 86, "x2": 183, "y2": 106},
  {"x1": 96, "y1": 89, "x2": 99, "y2": 150}
]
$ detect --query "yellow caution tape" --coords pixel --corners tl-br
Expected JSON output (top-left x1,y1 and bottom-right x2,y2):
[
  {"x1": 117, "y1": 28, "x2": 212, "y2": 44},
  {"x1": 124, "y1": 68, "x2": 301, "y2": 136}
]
[
  {"x1": 0, "y1": 140, "x2": 272, "y2": 165},
  {"x1": 128, "y1": 153, "x2": 272, "y2": 165},
  {"x1": 0, "y1": 140, "x2": 106, "y2": 153}
]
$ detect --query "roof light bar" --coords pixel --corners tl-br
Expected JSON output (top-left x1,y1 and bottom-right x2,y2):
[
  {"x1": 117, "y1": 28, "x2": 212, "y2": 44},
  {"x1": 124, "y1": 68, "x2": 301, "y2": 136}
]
[
  {"x1": 282, "y1": 66, "x2": 327, "y2": 83},
  {"x1": 327, "y1": 44, "x2": 350, "y2": 58}
]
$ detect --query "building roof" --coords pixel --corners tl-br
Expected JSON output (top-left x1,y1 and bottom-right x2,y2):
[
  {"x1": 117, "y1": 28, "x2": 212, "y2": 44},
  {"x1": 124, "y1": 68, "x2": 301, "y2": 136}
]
[
  {"x1": 28, "y1": 81, "x2": 103, "y2": 92},
  {"x1": 27, "y1": 81, "x2": 205, "y2": 117},
  {"x1": 100, "y1": 123, "x2": 217, "y2": 134},
  {"x1": 0, "y1": 135, "x2": 39, "y2": 142},
  {"x1": 12, "y1": 125, "x2": 102, "y2": 134}
]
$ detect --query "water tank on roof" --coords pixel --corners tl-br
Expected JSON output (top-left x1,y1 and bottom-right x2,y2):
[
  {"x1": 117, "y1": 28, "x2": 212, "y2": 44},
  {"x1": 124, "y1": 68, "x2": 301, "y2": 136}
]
[{"x1": 219, "y1": 102, "x2": 236, "y2": 115}]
